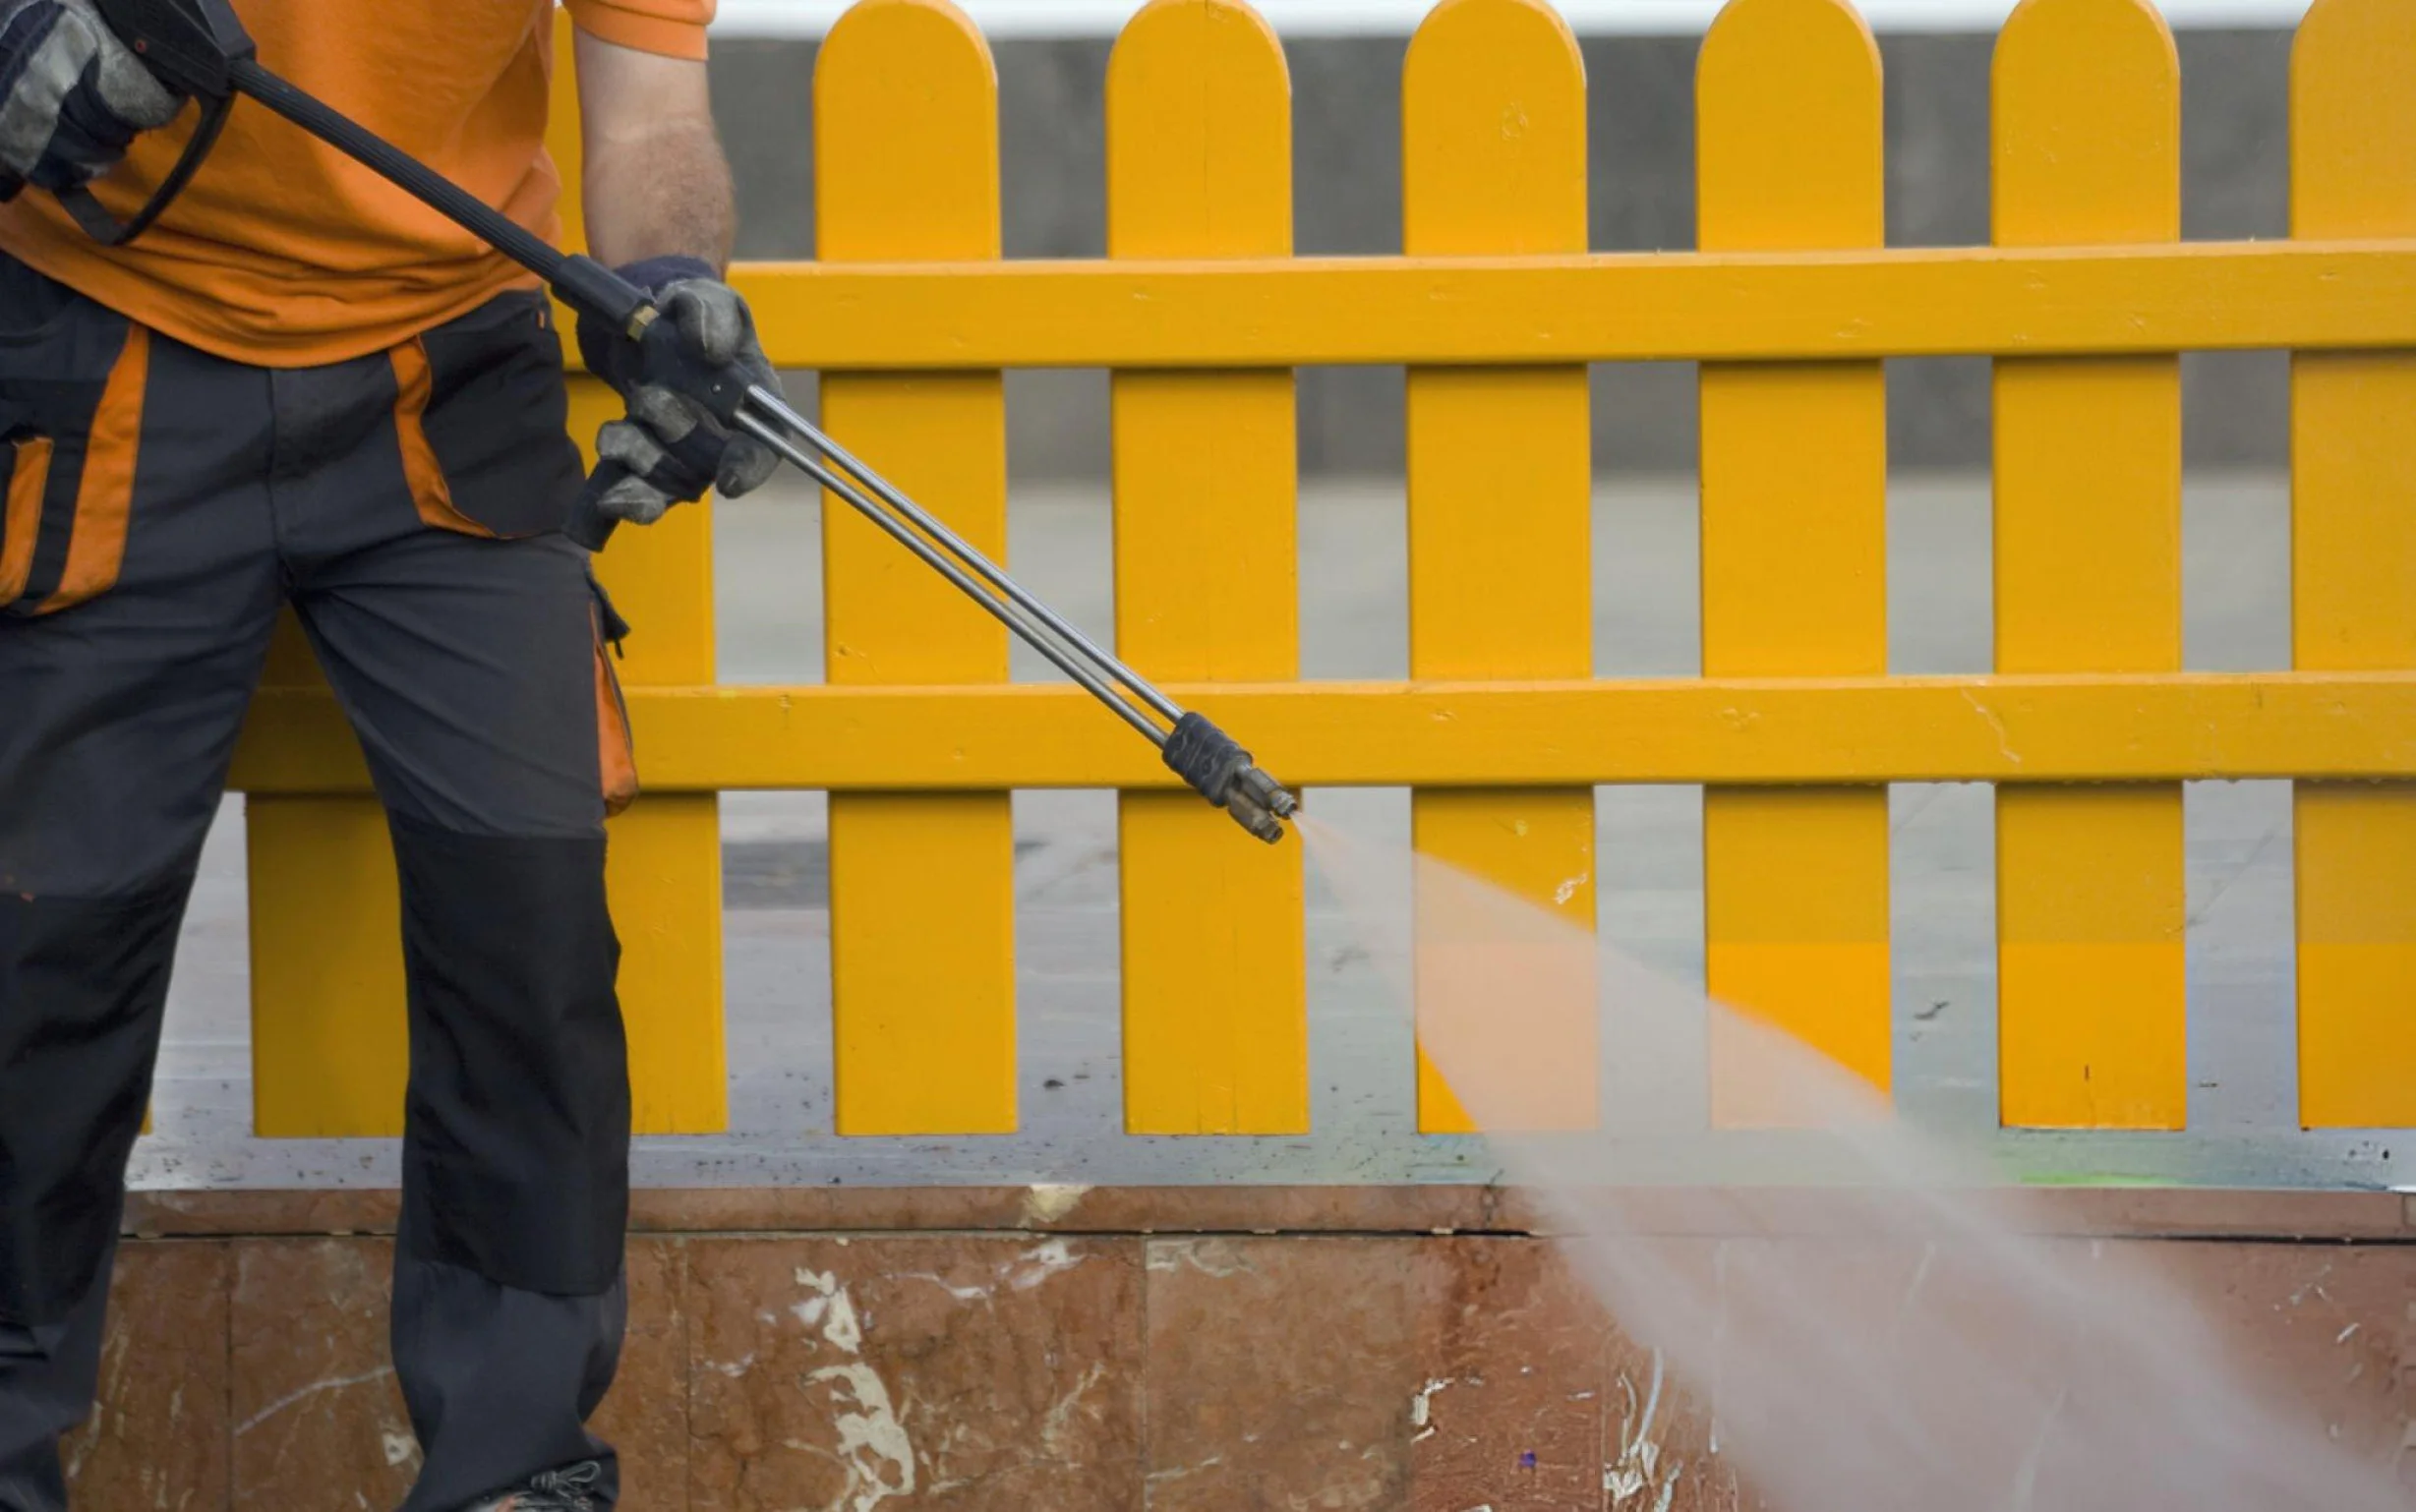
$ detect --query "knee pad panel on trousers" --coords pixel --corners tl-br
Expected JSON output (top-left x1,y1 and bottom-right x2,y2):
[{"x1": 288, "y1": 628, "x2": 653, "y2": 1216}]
[
  {"x1": 0, "y1": 888, "x2": 181, "y2": 1327},
  {"x1": 390, "y1": 815, "x2": 629, "y2": 1298}
]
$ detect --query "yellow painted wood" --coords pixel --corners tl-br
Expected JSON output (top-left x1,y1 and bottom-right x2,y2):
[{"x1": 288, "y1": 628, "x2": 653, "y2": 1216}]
[
  {"x1": 1107, "y1": 0, "x2": 1307, "y2": 1134},
  {"x1": 243, "y1": 446, "x2": 404, "y2": 1129},
  {"x1": 248, "y1": 787, "x2": 408, "y2": 1135},
  {"x1": 554, "y1": 17, "x2": 729, "y2": 1134},
  {"x1": 233, "y1": 670, "x2": 2416, "y2": 794},
  {"x1": 219, "y1": 0, "x2": 2416, "y2": 1150},
  {"x1": 1403, "y1": 0, "x2": 1595, "y2": 1134},
  {"x1": 1698, "y1": 0, "x2": 1891, "y2": 1118},
  {"x1": 2291, "y1": 0, "x2": 2416, "y2": 1128},
  {"x1": 817, "y1": 0, "x2": 1017, "y2": 1134},
  {"x1": 1992, "y1": 0, "x2": 2184, "y2": 1131},
  {"x1": 726, "y1": 240, "x2": 2416, "y2": 372}
]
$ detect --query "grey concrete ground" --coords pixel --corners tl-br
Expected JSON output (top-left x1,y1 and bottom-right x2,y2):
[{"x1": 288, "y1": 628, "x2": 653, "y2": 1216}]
[{"x1": 127, "y1": 470, "x2": 2408, "y2": 1193}]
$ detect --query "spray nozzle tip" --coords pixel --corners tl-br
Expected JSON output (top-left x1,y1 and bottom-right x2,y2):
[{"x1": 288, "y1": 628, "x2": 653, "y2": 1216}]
[
  {"x1": 1226, "y1": 768, "x2": 1298, "y2": 843},
  {"x1": 1239, "y1": 765, "x2": 1301, "y2": 821},
  {"x1": 1226, "y1": 785, "x2": 1290, "y2": 844}
]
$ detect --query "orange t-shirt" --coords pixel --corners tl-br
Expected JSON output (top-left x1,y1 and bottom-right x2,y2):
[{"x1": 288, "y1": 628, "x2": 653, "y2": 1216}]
[{"x1": 0, "y1": 0, "x2": 711, "y2": 367}]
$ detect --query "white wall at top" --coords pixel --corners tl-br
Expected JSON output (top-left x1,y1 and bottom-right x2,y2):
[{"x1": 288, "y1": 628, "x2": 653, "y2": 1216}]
[{"x1": 711, "y1": 0, "x2": 2314, "y2": 37}]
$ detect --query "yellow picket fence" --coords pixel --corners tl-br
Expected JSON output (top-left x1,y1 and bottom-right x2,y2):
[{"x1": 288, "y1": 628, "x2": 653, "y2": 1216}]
[{"x1": 226, "y1": 0, "x2": 2416, "y2": 1143}]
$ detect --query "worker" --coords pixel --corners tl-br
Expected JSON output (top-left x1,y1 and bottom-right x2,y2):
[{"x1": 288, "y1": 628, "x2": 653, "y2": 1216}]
[{"x1": 0, "y1": 2, "x2": 776, "y2": 1507}]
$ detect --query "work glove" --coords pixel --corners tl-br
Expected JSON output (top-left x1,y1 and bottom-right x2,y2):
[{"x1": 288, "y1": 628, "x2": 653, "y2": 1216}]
[
  {"x1": 575, "y1": 256, "x2": 783, "y2": 529},
  {"x1": 0, "y1": 0, "x2": 183, "y2": 203}
]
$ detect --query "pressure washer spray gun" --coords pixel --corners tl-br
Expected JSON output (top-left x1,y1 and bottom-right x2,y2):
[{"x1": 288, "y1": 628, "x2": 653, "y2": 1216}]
[{"x1": 80, "y1": 0, "x2": 1300, "y2": 843}]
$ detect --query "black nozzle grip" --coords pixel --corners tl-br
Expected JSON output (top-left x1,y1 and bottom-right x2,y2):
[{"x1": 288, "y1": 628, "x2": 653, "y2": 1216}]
[
  {"x1": 565, "y1": 463, "x2": 626, "y2": 553},
  {"x1": 1162, "y1": 714, "x2": 1251, "y2": 805}
]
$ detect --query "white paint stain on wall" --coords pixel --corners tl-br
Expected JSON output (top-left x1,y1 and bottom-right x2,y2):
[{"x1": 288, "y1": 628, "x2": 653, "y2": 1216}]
[
  {"x1": 1041, "y1": 1362, "x2": 1110, "y2": 1458},
  {"x1": 899, "y1": 1271, "x2": 993, "y2": 1304},
  {"x1": 1022, "y1": 1183, "x2": 1092, "y2": 1226},
  {"x1": 1010, "y1": 1238, "x2": 1088, "y2": 1292},
  {"x1": 1410, "y1": 1377, "x2": 1455, "y2": 1444},
  {"x1": 792, "y1": 1266, "x2": 915, "y2": 1511},
  {"x1": 793, "y1": 1267, "x2": 866, "y2": 1355},
  {"x1": 1147, "y1": 1239, "x2": 1255, "y2": 1279},
  {"x1": 1606, "y1": 1348, "x2": 1683, "y2": 1512},
  {"x1": 808, "y1": 1362, "x2": 917, "y2": 1512}
]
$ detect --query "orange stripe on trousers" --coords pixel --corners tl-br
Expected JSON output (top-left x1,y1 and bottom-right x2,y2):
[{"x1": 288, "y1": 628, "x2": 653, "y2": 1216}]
[
  {"x1": 389, "y1": 338, "x2": 493, "y2": 538},
  {"x1": 0, "y1": 436, "x2": 55, "y2": 607},
  {"x1": 38, "y1": 327, "x2": 148, "y2": 614}
]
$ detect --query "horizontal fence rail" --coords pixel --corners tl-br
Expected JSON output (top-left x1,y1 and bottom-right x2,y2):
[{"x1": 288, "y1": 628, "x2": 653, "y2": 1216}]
[
  {"x1": 220, "y1": 0, "x2": 2416, "y2": 1154},
  {"x1": 232, "y1": 673, "x2": 2416, "y2": 790},
  {"x1": 730, "y1": 242, "x2": 2416, "y2": 369}
]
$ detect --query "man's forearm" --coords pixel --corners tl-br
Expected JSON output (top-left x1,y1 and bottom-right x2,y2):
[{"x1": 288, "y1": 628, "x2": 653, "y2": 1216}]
[
  {"x1": 583, "y1": 118, "x2": 736, "y2": 271},
  {"x1": 573, "y1": 31, "x2": 736, "y2": 272}
]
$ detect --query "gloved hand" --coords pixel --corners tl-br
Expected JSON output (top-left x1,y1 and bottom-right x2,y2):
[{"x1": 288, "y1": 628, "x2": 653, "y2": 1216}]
[
  {"x1": 0, "y1": 0, "x2": 183, "y2": 203},
  {"x1": 575, "y1": 257, "x2": 783, "y2": 529}
]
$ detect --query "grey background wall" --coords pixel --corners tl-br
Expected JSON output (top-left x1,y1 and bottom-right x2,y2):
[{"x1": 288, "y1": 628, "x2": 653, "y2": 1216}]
[{"x1": 707, "y1": 29, "x2": 2296, "y2": 476}]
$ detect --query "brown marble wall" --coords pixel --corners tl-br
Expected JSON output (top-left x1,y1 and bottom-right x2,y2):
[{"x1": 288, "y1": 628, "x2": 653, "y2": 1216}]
[{"x1": 62, "y1": 1192, "x2": 2416, "y2": 1510}]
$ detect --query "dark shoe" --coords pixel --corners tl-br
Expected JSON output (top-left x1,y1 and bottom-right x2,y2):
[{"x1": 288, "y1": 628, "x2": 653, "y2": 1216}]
[{"x1": 462, "y1": 1461, "x2": 604, "y2": 1511}]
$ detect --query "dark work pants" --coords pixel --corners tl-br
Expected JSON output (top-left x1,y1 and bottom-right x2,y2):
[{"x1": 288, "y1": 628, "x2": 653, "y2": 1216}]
[{"x1": 0, "y1": 257, "x2": 636, "y2": 1511}]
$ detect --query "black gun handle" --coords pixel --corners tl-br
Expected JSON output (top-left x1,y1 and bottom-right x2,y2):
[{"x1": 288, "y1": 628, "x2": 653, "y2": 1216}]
[
  {"x1": 566, "y1": 463, "x2": 627, "y2": 552},
  {"x1": 56, "y1": 87, "x2": 236, "y2": 248}
]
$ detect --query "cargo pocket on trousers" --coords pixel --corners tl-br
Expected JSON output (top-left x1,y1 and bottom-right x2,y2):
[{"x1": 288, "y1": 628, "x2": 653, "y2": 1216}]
[
  {"x1": 0, "y1": 324, "x2": 150, "y2": 618},
  {"x1": 390, "y1": 293, "x2": 586, "y2": 540},
  {"x1": 589, "y1": 576, "x2": 639, "y2": 817}
]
